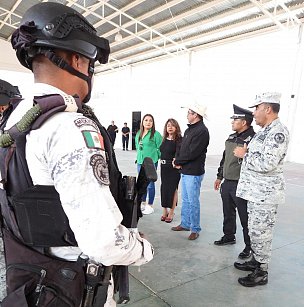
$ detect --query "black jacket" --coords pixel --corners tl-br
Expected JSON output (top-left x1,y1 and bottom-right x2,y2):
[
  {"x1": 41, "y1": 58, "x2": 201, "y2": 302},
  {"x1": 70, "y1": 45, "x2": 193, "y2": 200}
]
[
  {"x1": 217, "y1": 126, "x2": 255, "y2": 180},
  {"x1": 175, "y1": 120, "x2": 209, "y2": 176}
]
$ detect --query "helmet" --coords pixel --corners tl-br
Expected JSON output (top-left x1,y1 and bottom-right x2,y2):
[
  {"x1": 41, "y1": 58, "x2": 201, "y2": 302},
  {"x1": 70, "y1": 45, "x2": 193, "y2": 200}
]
[
  {"x1": 0, "y1": 79, "x2": 21, "y2": 106},
  {"x1": 11, "y1": 2, "x2": 110, "y2": 70}
]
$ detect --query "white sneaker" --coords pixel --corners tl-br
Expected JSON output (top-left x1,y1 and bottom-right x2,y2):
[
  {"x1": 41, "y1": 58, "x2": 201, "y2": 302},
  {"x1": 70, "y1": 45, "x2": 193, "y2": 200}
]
[
  {"x1": 141, "y1": 202, "x2": 147, "y2": 211},
  {"x1": 142, "y1": 205, "x2": 154, "y2": 215}
]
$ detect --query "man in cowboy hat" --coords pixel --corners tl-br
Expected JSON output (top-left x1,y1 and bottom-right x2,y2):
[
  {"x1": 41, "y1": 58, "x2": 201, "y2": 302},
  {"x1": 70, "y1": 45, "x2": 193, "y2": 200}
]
[{"x1": 172, "y1": 103, "x2": 210, "y2": 240}]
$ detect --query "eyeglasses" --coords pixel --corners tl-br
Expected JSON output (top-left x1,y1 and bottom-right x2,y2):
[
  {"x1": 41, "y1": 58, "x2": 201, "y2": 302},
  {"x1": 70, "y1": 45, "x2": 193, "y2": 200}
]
[{"x1": 187, "y1": 111, "x2": 195, "y2": 115}]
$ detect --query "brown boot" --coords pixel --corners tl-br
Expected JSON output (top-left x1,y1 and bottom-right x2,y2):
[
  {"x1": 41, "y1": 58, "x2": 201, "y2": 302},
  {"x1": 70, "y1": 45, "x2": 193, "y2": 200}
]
[
  {"x1": 188, "y1": 233, "x2": 199, "y2": 240},
  {"x1": 171, "y1": 225, "x2": 189, "y2": 231}
]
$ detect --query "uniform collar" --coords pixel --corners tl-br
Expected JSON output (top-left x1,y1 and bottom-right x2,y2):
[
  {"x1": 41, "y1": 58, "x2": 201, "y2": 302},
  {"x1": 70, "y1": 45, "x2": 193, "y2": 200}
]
[
  {"x1": 236, "y1": 126, "x2": 254, "y2": 137},
  {"x1": 261, "y1": 118, "x2": 280, "y2": 131},
  {"x1": 6, "y1": 83, "x2": 69, "y2": 130},
  {"x1": 33, "y1": 83, "x2": 67, "y2": 97}
]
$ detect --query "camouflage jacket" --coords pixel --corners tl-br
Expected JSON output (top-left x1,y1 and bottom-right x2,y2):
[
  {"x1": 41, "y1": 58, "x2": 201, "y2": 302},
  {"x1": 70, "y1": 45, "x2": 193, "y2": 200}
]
[{"x1": 236, "y1": 118, "x2": 289, "y2": 204}]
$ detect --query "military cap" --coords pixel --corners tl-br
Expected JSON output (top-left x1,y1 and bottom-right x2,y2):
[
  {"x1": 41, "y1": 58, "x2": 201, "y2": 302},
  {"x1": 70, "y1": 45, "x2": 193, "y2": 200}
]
[
  {"x1": 249, "y1": 92, "x2": 281, "y2": 108},
  {"x1": 231, "y1": 104, "x2": 253, "y2": 120}
]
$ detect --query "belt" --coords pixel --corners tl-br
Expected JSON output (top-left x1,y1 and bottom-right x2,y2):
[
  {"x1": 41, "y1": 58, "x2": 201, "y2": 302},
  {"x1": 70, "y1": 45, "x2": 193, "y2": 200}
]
[{"x1": 160, "y1": 159, "x2": 172, "y2": 164}]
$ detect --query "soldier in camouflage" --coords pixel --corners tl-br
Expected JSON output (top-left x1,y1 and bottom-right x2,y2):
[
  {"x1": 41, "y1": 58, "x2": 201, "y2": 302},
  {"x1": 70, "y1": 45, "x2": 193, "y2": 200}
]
[{"x1": 233, "y1": 92, "x2": 289, "y2": 287}]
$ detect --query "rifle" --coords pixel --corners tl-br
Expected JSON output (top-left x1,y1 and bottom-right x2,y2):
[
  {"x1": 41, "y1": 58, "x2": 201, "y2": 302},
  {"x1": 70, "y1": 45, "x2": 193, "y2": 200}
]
[{"x1": 114, "y1": 157, "x2": 157, "y2": 304}]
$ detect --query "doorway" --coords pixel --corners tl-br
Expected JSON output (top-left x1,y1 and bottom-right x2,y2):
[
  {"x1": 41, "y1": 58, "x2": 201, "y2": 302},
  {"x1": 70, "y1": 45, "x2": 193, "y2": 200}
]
[{"x1": 131, "y1": 111, "x2": 141, "y2": 150}]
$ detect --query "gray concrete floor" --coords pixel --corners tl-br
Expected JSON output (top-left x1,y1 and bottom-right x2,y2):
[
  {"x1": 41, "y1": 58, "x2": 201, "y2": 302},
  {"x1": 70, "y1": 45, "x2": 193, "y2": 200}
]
[{"x1": 115, "y1": 150, "x2": 304, "y2": 307}]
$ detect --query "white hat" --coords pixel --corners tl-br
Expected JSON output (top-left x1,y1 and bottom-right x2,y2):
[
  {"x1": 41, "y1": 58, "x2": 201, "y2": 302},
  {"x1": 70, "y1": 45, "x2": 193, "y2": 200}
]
[
  {"x1": 249, "y1": 92, "x2": 281, "y2": 108},
  {"x1": 182, "y1": 103, "x2": 208, "y2": 119}
]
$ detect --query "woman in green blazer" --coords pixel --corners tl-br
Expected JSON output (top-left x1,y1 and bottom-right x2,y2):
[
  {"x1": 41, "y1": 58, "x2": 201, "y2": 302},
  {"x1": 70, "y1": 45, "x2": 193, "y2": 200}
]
[{"x1": 135, "y1": 114, "x2": 162, "y2": 215}]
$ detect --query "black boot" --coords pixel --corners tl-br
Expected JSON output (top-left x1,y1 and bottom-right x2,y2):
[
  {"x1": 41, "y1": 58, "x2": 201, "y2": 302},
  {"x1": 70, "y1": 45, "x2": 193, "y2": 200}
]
[
  {"x1": 238, "y1": 246, "x2": 252, "y2": 259},
  {"x1": 238, "y1": 268, "x2": 268, "y2": 287},
  {"x1": 214, "y1": 235, "x2": 236, "y2": 246},
  {"x1": 234, "y1": 258, "x2": 260, "y2": 271}
]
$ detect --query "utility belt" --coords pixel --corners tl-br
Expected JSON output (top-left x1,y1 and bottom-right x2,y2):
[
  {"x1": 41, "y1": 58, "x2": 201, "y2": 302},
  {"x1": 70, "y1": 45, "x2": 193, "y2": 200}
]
[
  {"x1": 160, "y1": 159, "x2": 172, "y2": 165},
  {"x1": 1, "y1": 228, "x2": 112, "y2": 307}
]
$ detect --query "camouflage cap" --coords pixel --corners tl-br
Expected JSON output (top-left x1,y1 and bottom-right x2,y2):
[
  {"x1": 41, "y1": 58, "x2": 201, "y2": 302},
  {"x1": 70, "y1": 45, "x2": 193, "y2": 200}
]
[{"x1": 249, "y1": 92, "x2": 281, "y2": 108}]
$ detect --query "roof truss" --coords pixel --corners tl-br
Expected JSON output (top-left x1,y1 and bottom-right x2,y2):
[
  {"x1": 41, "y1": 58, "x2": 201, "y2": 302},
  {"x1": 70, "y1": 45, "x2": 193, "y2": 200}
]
[{"x1": 0, "y1": 0, "x2": 303, "y2": 74}]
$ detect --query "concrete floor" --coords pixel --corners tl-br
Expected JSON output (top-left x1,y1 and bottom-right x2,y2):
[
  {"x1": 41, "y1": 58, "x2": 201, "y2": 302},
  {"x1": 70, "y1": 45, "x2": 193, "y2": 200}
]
[
  {"x1": 0, "y1": 150, "x2": 303, "y2": 306},
  {"x1": 115, "y1": 149, "x2": 304, "y2": 307}
]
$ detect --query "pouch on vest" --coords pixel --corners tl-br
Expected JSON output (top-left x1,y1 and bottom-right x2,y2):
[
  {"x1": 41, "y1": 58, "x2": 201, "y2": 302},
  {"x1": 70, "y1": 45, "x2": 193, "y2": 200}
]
[
  {"x1": 12, "y1": 185, "x2": 76, "y2": 247},
  {"x1": 0, "y1": 95, "x2": 85, "y2": 306},
  {"x1": 0, "y1": 95, "x2": 119, "y2": 306},
  {"x1": 2, "y1": 228, "x2": 85, "y2": 307}
]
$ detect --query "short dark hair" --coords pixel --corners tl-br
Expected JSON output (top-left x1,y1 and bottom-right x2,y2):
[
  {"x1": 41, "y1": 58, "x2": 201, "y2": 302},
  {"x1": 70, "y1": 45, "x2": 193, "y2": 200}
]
[
  {"x1": 244, "y1": 118, "x2": 253, "y2": 126},
  {"x1": 197, "y1": 114, "x2": 203, "y2": 120},
  {"x1": 265, "y1": 103, "x2": 280, "y2": 113}
]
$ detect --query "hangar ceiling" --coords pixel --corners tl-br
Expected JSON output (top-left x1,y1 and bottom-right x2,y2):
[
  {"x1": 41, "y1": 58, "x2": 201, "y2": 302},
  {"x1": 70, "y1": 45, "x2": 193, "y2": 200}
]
[{"x1": 0, "y1": 0, "x2": 303, "y2": 74}]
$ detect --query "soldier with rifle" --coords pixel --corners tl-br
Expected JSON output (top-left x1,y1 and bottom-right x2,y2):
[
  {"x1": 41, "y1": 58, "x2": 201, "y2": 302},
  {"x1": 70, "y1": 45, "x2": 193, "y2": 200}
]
[{"x1": 0, "y1": 2, "x2": 154, "y2": 306}]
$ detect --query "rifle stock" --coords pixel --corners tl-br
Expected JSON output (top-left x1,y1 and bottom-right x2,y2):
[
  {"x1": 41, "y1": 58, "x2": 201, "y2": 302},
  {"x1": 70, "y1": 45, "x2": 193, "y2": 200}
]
[{"x1": 114, "y1": 157, "x2": 157, "y2": 303}]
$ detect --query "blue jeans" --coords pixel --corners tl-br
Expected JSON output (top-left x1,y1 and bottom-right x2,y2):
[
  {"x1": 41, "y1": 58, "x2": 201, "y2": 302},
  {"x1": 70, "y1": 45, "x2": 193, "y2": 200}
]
[
  {"x1": 180, "y1": 174, "x2": 204, "y2": 233},
  {"x1": 137, "y1": 162, "x2": 158, "y2": 205}
]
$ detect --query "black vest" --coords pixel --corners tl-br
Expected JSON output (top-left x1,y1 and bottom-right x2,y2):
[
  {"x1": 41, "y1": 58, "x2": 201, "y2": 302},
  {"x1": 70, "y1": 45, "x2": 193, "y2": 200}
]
[
  {"x1": 0, "y1": 94, "x2": 124, "y2": 306},
  {"x1": 0, "y1": 94, "x2": 123, "y2": 249}
]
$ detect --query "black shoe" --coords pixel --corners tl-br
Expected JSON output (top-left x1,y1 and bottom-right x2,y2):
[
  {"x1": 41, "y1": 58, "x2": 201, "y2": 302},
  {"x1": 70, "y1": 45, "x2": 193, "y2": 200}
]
[
  {"x1": 238, "y1": 268, "x2": 268, "y2": 287},
  {"x1": 238, "y1": 246, "x2": 252, "y2": 259},
  {"x1": 214, "y1": 236, "x2": 236, "y2": 246},
  {"x1": 234, "y1": 259, "x2": 260, "y2": 271}
]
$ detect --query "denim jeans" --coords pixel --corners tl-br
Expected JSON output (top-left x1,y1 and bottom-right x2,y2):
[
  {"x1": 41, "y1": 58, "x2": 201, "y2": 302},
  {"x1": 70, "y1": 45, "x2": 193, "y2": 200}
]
[
  {"x1": 137, "y1": 162, "x2": 158, "y2": 205},
  {"x1": 181, "y1": 174, "x2": 204, "y2": 233}
]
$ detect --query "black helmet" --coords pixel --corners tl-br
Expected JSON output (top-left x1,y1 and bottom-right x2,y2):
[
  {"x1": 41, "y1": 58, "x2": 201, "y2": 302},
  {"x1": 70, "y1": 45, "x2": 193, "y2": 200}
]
[
  {"x1": 0, "y1": 79, "x2": 21, "y2": 106},
  {"x1": 11, "y1": 2, "x2": 110, "y2": 70}
]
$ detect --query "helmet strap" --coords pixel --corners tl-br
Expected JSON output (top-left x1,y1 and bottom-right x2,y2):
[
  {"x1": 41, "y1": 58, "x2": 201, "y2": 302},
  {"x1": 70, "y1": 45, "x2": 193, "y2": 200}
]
[{"x1": 42, "y1": 49, "x2": 93, "y2": 103}]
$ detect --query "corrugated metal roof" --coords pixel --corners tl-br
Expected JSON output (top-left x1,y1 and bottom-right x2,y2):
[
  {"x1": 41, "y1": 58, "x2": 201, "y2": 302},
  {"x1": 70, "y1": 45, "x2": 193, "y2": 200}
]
[{"x1": 0, "y1": 0, "x2": 303, "y2": 74}]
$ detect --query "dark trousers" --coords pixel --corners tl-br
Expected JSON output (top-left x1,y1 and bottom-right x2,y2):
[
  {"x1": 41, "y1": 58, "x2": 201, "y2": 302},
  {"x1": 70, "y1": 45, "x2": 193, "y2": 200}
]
[
  {"x1": 220, "y1": 179, "x2": 250, "y2": 246},
  {"x1": 122, "y1": 135, "x2": 129, "y2": 149},
  {"x1": 109, "y1": 133, "x2": 116, "y2": 146}
]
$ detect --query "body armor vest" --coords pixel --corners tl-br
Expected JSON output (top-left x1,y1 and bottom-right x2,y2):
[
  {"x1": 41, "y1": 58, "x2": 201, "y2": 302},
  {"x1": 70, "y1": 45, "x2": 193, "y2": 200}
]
[{"x1": 0, "y1": 94, "x2": 122, "y2": 306}]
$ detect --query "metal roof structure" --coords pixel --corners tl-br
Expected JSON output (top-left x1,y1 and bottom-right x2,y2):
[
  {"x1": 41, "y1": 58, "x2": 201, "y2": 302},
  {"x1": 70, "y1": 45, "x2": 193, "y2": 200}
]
[{"x1": 0, "y1": 0, "x2": 303, "y2": 74}]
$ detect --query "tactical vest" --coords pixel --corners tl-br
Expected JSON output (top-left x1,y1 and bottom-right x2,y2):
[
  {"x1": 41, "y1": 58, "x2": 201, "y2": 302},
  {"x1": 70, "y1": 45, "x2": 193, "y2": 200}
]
[{"x1": 0, "y1": 94, "x2": 122, "y2": 307}]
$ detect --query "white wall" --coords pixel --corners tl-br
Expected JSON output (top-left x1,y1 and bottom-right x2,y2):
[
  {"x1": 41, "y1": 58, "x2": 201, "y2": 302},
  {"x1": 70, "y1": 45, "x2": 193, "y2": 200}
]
[
  {"x1": 0, "y1": 40, "x2": 28, "y2": 73},
  {"x1": 91, "y1": 27, "x2": 303, "y2": 161},
  {"x1": 89, "y1": 54, "x2": 192, "y2": 148},
  {"x1": 0, "y1": 40, "x2": 33, "y2": 97},
  {"x1": 1, "y1": 26, "x2": 303, "y2": 162}
]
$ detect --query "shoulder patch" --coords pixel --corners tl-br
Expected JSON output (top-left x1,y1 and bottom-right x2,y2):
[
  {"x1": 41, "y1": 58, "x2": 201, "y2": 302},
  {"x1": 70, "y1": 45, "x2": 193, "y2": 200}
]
[
  {"x1": 82, "y1": 130, "x2": 104, "y2": 150},
  {"x1": 74, "y1": 118, "x2": 98, "y2": 131},
  {"x1": 274, "y1": 133, "x2": 285, "y2": 144},
  {"x1": 90, "y1": 154, "x2": 110, "y2": 185}
]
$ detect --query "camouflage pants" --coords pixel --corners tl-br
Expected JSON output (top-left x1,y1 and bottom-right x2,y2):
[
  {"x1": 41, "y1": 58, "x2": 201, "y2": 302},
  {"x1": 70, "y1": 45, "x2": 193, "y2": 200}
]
[{"x1": 247, "y1": 201, "x2": 278, "y2": 270}]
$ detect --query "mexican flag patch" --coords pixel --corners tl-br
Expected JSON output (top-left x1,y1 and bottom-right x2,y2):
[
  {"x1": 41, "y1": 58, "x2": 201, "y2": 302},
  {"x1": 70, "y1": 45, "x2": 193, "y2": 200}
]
[{"x1": 82, "y1": 131, "x2": 105, "y2": 150}]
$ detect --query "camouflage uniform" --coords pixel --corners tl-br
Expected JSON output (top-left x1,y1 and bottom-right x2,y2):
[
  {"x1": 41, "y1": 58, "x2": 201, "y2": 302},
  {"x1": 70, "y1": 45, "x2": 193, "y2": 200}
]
[{"x1": 236, "y1": 118, "x2": 289, "y2": 269}]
